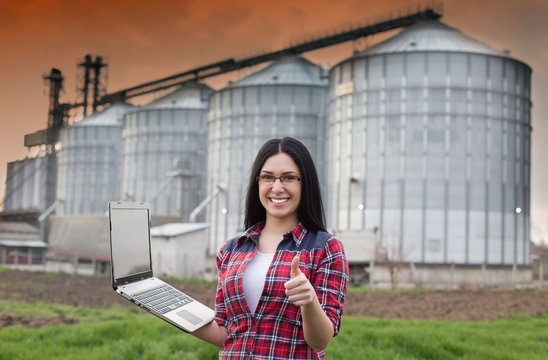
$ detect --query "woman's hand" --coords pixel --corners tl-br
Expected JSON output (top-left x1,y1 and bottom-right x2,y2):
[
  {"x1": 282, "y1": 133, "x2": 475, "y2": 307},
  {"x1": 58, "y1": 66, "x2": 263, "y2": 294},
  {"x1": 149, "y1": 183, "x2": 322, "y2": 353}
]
[{"x1": 284, "y1": 254, "x2": 315, "y2": 307}]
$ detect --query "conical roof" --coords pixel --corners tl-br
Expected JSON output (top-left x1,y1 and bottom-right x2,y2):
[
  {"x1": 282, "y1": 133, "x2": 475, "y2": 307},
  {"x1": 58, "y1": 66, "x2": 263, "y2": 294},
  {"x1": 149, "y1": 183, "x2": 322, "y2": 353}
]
[
  {"x1": 228, "y1": 56, "x2": 328, "y2": 87},
  {"x1": 357, "y1": 20, "x2": 507, "y2": 58},
  {"x1": 142, "y1": 81, "x2": 214, "y2": 110},
  {"x1": 75, "y1": 102, "x2": 135, "y2": 126}
]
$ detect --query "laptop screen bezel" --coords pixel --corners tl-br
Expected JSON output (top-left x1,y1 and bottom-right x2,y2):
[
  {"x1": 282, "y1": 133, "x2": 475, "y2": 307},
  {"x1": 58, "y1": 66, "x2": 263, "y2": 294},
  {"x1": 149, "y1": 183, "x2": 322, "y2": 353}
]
[{"x1": 109, "y1": 201, "x2": 154, "y2": 288}]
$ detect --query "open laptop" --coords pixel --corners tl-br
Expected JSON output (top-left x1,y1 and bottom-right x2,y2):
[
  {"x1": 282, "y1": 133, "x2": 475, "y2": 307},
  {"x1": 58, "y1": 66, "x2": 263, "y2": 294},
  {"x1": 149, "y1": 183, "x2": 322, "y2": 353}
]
[{"x1": 108, "y1": 201, "x2": 215, "y2": 332}]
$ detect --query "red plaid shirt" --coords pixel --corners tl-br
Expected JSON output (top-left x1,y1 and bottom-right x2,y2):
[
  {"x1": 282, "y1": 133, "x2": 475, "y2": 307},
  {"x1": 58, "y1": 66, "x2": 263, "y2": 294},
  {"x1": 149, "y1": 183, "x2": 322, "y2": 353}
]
[{"x1": 215, "y1": 222, "x2": 349, "y2": 360}]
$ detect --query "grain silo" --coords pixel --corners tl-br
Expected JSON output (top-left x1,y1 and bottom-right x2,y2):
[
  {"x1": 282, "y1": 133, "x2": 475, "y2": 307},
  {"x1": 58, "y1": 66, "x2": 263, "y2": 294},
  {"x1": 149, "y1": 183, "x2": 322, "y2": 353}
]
[
  {"x1": 207, "y1": 56, "x2": 328, "y2": 252},
  {"x1": 56, "y1": 102, "x2": 135, "y2": 215},
  {"x1": 3, "y1": 156, "x2": 47, "y2": 212},
  {"x1": 121, "y1": 81, "x2": 213, "y2": 220},
  {"x1": 328, "y1": 20, "x2": 532, "y2": 278}
]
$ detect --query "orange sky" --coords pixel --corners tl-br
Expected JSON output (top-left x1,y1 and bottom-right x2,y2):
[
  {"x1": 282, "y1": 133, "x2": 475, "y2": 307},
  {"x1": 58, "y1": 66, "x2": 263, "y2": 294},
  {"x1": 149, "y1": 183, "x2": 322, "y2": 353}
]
[{"x1": 1, "y1": 0, "x2": 547, "y2": 242}]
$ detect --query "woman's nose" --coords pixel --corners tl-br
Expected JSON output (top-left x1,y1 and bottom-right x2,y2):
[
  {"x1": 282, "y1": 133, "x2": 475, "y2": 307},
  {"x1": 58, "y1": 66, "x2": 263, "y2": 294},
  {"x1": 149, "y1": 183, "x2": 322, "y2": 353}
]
[{"x1": 271, "y1": 178, "x2": 284, "y2": 191}]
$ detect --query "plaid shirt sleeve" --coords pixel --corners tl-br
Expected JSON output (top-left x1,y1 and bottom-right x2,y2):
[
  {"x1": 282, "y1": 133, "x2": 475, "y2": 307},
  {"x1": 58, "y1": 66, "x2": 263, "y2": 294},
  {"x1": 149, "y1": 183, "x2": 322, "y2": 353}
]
[
  {"x1": 310, "y1": 236, "x2": 349, "y2": 336},
  {"x1": 214, "y1": 239, "x2": 231, "y2": 328}
]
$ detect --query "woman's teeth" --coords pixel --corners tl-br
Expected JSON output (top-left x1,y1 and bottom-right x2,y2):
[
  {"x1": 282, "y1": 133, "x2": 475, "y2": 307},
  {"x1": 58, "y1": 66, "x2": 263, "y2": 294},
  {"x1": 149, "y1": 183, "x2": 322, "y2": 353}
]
[{"x1": 271, "y1": 198, "x2": 288, "y2": 204}]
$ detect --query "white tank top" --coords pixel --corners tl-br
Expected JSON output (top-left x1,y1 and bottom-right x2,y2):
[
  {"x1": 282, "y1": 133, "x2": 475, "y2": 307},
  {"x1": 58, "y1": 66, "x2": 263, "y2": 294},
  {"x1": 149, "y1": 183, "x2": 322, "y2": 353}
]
[{"x1": 243, "y1": 251, "x2": 274, "y2": 314}]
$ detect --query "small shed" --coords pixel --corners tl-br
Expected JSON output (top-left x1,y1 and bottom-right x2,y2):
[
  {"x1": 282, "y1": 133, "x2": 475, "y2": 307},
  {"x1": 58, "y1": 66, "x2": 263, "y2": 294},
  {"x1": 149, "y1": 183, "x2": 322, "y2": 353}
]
[
  {"x1": 0, "y1": 221, "x2": 47, "y2": 265},
  {"x1": 150, "y1": 222, "x2": 209, "y2": 279}
]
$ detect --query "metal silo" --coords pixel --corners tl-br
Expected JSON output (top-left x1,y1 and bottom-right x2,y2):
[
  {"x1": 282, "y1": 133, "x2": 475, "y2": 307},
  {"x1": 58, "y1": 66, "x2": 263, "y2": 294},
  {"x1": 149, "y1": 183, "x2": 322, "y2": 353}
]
[
  {"x1": 329, "y1": 20, "x2": 532, "y2": 266},
  {"x1": 4, "y1": 156, "x2": 47, "y2": 211},
  {"x1": 56, "y1": 102, "x2": 135, "y2": 215},
  {"x1": 121, "y1": 81, "x2": 213, "y2": 220},
  {"x1": 207, "y1": 56, "x2": 328, "y2": 252}
]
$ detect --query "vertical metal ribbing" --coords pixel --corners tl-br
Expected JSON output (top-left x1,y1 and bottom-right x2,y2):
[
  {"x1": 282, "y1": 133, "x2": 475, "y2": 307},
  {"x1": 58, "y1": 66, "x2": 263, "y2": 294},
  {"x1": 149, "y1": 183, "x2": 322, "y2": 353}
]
[
  {"x1": 421, "y1": 53, "x2": 429, "y2": 263},
  {"x1": 362, "y1": 88, "x2": 368, "y2": 230},
  {"x1": 399, "y1": 53, "x2": 407, "y2": 261},
  {"x1": 335, "y1": 102, "x2": 342, "y2": 232},
  {"x1": 501, "y1": 60, "x2": 508, "y2": 264},
  {"x1": 379, "y1": 56, "x2": 387, "y2": 246},
  {"x1": 346, "y1": 88, "x2": 353, "y2": 230},
  {"x1": 334, "y1": 66, "x2": 343, "y2": 232},
  {"x1": 237, "y1": 88, "x2": 245, "y2": 232},
  {"x1": 485, "y1": 56, "x2": 491, "y2": 264},
  {"x1": 347, "y1": 61, "x2": 355, "y2": 231},
  {"x1": 443, "y1": 53, "x2": 451, "y2": 263},
  {"x1": 464, "y1": 54, "x2": 471, "y2": 264},
  {"x1": 523, "y1": 78, "x2": 531, "y2": 264},
  {"x1": 362, "y1": 58, "x2": 369, "y2": 230},
  {"x1": 223, "y1": 89, "x2": 232, "y2": 243},
  {"x1": 513, "y1": 64, "x2": 519, "y2": 264}
]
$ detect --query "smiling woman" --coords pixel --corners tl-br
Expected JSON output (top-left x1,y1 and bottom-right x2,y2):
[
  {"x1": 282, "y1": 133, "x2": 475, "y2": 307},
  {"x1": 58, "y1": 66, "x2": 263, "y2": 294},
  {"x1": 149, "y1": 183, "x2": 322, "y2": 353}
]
[
  {"x1": 257, "y1": 152, "x2": 302, "y2": 231},
  {"x1": 191, "y1": 137, "x2": 349, "y2": 360}
]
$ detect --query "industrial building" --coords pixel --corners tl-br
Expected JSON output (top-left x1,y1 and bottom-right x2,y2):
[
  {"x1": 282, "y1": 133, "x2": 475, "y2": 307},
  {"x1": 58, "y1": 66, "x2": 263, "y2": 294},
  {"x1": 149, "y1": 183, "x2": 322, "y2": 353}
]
[{"x1": 0, "y1": 7, "x2": 534, "y2": 286}]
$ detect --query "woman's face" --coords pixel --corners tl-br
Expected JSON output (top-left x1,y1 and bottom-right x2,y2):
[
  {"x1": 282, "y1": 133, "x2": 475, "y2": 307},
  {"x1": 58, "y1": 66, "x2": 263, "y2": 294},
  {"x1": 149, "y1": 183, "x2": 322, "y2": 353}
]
[{"x1": 258, "y1": 152, "x2": 302, "y2": 226}]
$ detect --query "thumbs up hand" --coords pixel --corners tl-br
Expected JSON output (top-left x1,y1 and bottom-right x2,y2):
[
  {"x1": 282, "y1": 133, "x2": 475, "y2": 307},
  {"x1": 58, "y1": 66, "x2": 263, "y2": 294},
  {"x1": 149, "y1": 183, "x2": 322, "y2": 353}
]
[{"x1": 284, "y1": 253, "x2": 315, "y2": 307}]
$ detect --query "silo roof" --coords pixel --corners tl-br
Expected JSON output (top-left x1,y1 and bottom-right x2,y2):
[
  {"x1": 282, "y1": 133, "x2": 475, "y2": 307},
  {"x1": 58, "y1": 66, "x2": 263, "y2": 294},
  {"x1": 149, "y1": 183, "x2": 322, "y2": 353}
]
[
  {"x1": 75, "y1": 102, "x2": 135, "y2": 126},
  {"x1": 358, "y1": 20, "x2": 507, "y2": 57},
  {"x1": 142, "y1": 81, "x2": 214, "y2": 110},
  {"x1": 228, "y1": 56, "x2": 328, "y2": 87}
]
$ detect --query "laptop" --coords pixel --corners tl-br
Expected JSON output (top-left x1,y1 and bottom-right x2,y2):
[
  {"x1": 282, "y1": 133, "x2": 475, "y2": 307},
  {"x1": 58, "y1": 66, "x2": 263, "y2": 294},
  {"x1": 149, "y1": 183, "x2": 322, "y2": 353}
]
[{"x1": 108, "y1": 201, "x2": 215, "y2": 332}]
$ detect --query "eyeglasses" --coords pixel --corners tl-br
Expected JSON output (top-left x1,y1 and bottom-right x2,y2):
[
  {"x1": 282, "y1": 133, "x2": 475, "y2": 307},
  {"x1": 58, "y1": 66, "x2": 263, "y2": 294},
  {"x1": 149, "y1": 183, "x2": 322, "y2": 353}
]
[{"x1": 256, "y1": 175, "x2": 302, "y2": 184}]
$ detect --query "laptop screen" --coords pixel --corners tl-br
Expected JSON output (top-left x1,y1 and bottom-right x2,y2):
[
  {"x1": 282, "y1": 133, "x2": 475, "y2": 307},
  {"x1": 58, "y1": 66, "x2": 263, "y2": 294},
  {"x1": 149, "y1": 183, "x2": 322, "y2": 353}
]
[{"x1": 110, "y1": 205, "x2": 152, "y2": 282}]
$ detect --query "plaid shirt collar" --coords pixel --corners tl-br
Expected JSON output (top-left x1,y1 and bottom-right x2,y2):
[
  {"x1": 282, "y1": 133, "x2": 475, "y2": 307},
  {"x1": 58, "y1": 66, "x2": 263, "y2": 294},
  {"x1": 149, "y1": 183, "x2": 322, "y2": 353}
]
[{"x1": 237, "y1": 221, "x2": 308, "y2": 248}]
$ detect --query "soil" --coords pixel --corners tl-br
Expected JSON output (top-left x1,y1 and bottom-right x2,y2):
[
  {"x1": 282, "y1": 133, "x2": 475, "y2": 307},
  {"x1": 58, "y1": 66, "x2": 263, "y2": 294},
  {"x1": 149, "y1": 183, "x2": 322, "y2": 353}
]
[{"x1": 1, "y1": 270, "x2": 547, "y2": 327}]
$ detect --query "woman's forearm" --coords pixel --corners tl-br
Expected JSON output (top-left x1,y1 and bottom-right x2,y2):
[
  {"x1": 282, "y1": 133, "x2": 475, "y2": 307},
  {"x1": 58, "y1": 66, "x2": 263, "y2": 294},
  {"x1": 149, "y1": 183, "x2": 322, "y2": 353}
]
[
  {"x1": 190, "y1": 319, "x2": 228, "y2": 348},
  {"x1": 301, "y1": 295, "x2": 334, "y2": 352}
]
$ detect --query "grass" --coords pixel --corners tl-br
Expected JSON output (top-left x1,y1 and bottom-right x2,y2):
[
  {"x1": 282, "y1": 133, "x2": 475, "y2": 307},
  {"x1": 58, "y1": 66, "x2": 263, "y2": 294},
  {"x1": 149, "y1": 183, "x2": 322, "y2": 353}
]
[
  {"x1": 327, "y1": 316, "x2": 548, "y2": 360},
  {"x1": 1, "y1": 300, "x2": 547, "y2": 359},
  {"x1": 0, "y1": 300, "x2": 219, "y2": 360}
]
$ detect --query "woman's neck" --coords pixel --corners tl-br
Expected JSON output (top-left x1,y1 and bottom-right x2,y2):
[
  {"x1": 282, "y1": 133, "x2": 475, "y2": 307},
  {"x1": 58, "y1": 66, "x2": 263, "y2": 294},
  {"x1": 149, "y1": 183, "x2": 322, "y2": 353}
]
[
  {"x1": 258, "y1": 215, "x2": 299, "y2": 253},
  {"x1": 263, "y1": 214, "x2": 299, "y2": 236}
]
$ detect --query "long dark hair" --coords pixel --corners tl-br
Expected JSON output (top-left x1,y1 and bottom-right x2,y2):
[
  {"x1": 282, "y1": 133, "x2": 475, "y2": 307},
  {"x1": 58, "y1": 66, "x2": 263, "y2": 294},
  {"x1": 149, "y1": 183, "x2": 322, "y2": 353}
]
[{"x1": 244, "y1": 137, "x2": 326, "y2": 232}]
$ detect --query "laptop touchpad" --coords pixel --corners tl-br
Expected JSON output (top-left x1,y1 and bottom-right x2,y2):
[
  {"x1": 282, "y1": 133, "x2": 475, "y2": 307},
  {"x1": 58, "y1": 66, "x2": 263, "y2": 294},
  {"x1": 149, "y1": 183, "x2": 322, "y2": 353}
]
[{"x1": 176, "y1": 309, "x2": 203, "y2": 325}]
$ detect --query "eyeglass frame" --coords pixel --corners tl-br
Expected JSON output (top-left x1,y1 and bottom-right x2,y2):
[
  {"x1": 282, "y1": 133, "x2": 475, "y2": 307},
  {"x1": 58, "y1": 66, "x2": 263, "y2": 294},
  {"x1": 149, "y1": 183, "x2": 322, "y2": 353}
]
[{"x1": 255, "y1": 174, "x2": 302, "y2": 184}]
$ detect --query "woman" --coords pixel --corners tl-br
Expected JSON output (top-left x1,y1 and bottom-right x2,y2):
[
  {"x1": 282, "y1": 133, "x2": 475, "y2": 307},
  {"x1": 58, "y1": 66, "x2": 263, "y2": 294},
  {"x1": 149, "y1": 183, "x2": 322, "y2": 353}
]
[{"x1": 193, "y1": 137, "x2": 349, "y2": 359}]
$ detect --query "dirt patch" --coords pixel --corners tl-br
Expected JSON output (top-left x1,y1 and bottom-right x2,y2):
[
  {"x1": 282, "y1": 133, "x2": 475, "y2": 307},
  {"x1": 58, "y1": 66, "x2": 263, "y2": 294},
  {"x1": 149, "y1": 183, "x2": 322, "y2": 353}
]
[
  {"x1": 0, "y1": 270, "x2": 217, "y2": 310},
  {"x1": 1, "y1": 270, "x2": 547, "y2": 327},
  {"x1": 345, "y1": 288, "x2": 548, "y2": 321},
  {"x1": 0, "y1": 313, "x2": 78, "y2": 328}
]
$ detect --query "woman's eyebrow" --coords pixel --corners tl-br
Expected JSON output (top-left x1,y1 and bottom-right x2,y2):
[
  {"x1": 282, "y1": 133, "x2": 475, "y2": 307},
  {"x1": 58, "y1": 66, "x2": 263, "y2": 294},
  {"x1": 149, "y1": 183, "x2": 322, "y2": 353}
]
[{"x1": 260, "y1": 170, "x2": 299, "y2": 175}]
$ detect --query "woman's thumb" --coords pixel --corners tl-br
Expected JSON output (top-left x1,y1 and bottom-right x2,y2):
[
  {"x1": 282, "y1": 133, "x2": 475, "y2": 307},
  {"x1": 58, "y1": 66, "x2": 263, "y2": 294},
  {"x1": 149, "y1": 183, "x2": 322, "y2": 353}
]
[{"x1": 290, "y1": 253, "x2": 301, "y2": 279}]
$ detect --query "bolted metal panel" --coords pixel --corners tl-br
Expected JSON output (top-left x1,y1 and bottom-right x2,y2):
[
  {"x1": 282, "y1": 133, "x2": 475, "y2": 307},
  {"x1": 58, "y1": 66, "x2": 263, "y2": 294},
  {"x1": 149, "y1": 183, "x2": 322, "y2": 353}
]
[
  {"x1": 207, "y1": 56, "x2": 328, "y2": 254},
  {"x1": 328, "y1": 20, "x2": 532, "y2": 265},
  {"x1": 121, "y1": 82, "x2": 213, "y2": 219},
  {"x1": 56, "y1": 102, "x2": 135, "y2": 215}
]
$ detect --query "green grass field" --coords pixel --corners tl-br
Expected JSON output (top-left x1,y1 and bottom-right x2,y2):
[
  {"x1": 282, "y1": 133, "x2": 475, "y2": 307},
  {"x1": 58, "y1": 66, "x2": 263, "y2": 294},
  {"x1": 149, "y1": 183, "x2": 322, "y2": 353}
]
[{"x1": 1, "y1": 300, "x2": 547, "y2": 359}]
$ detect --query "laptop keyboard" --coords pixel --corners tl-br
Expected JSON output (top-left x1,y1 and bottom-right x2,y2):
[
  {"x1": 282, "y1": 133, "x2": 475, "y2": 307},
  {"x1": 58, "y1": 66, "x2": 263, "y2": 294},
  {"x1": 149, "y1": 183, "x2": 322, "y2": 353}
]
[{"x1": 133, "y1": 284, "x2": 193, "y2": 314}]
